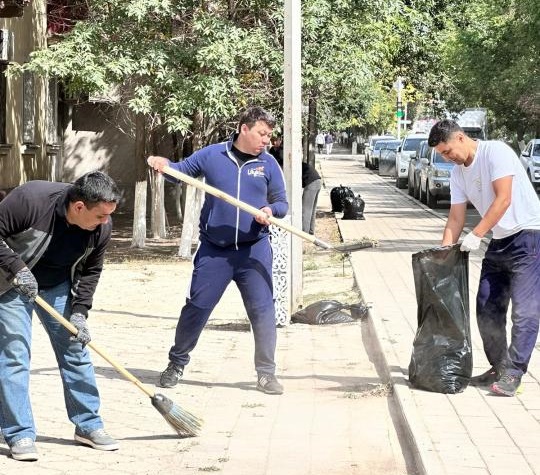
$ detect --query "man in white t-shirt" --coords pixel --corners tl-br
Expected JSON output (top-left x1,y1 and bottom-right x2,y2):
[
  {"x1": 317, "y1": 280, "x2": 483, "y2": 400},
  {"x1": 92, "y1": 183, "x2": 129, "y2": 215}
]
[{"x1": 428, "y1": 119, "x2": 540, "y2": 397}]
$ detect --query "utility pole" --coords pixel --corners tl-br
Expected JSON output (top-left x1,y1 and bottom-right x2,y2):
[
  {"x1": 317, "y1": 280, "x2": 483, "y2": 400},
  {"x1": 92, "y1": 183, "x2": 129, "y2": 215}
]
[
  {"x1": 283, "y1": 0, "x2": 303, "y2": 315},
  {"x1": 394, "y1": 77, "x2": 404, "y2": 140}
]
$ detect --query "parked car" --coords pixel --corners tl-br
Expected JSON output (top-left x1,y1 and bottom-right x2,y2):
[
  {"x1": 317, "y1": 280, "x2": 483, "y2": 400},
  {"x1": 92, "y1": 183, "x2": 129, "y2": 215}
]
[
  {"x1": 519, "y1": 138, "x2": 540, "y2": 190},
  {"x1": 394, "y1": 133, "x2": 428, "y2": 188},
  {"x1": 364, "y1": 134, "x2": 395, "y2": 169},
  {"x1": 417, "y1": 147, "x2": 454, "y2": 208},
  {"x1": 371, "y1": 139, "x2": 399, "y2": 170},
  {"x1": 378, "y1": 140, "x2": 402, "y2": 176},
  {"x1": 407, "y1": 140, "x2": 429, "y2": 199}
]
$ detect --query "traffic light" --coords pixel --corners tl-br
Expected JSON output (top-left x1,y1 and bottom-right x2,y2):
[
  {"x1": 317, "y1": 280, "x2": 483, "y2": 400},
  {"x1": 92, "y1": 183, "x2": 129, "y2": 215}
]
[{"x1": 396, "y1": 101, "x2": 404, "y2": 119}]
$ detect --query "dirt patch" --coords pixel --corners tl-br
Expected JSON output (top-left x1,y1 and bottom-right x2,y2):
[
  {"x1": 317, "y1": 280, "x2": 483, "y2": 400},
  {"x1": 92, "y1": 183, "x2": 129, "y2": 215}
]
[
  {"x1": 105, "y1": 209, "x2": 343, "y2": 264},
  {"x1": 99, "y1": 208, "x2": 362, "y2": 318}
]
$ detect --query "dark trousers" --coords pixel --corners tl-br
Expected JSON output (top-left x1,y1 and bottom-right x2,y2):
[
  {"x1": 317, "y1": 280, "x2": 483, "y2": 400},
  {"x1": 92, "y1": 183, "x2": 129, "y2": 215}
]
[
  {"x1": 476, "y1": 230, "x2": 540, "y2": 375},
  {"x1": 302, "y1": 179, "x2": 321, "y2": 234},
  {"x1": 169, "y1": 237, "x2": 277, "y2": 375}
]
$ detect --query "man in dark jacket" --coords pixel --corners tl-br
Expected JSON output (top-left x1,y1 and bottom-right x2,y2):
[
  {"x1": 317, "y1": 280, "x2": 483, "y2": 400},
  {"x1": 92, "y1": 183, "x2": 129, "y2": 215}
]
[
  {"x1": 148, "y1": 106, "x2": 288, "y2": 395},
  {"x1": 0, "y1": 171, "x2": 121, "y2": 461}
]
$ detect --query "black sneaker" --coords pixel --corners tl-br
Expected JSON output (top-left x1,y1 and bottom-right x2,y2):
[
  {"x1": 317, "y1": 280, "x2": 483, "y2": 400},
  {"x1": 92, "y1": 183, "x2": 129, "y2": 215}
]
[
  {"x1": 10, "y1": 437, "x2": 38, "y2": 461},
  {"x1": 469, "y1": 366, "x2": 502, "y2": 387},
  {"x1": 74, "y1": 428, "x2": 119, "y2": 451},
  {"x1": 159, "y1": 362, "x2": 184, "y2": 388},
  {"x1": 490, "y1": 371, "x2": 522, "y2": 397},
  {"x1": 257, "y1": 373, "x2": 284, "y2": 395}
]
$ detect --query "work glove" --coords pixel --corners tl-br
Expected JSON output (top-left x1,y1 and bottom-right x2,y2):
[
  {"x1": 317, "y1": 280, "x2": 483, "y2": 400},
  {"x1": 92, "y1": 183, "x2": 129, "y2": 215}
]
[
  {"x1": 460, "y1": 231, "x2": 482, "y2": 252},
  {"x1": 69, "y1": 313, "x2": 91, "y2": 347},
  {"x1": 12, "y1": 267, "x2": 39, "y2": 302}
]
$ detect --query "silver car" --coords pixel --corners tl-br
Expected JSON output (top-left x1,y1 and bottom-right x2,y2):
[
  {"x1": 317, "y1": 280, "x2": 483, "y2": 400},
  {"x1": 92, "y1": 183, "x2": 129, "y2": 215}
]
[
  {"x1": 407, "y1": 140, "x2": 429, "y2": 200},
  {"x1": 417, "y1": 147, "x2": 454, "y2": 208},
  {"x1": 378, "y1": 140, "x2": 402, "y2": 177},
  {"x1": 519, "y1": 138, "x2": 540, "y2": 190},
  {"x1": 394, "y1": 133, "x2": 428, "y2": 189},
  {"x1": 364, "y1": 135, "x2": 395, "y2": 169}
]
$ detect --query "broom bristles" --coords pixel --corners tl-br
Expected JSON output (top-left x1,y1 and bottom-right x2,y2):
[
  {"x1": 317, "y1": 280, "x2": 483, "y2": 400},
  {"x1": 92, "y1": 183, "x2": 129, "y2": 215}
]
[{"x1": 151, "y1": 393, "x2": 202, "y2": 437}]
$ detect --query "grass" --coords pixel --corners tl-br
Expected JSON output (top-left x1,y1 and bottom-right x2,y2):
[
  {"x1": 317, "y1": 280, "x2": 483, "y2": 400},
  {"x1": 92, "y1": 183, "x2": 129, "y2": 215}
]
[{"x1": 303, "y1": 260, "x2": 318, "y2": 270}]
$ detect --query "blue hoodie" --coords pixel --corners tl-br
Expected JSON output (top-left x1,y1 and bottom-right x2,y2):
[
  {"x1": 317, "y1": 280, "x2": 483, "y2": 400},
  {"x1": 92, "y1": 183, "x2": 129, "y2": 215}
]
[{"x1": 167, "y1": 136, "x2": 288, "y2": 249}]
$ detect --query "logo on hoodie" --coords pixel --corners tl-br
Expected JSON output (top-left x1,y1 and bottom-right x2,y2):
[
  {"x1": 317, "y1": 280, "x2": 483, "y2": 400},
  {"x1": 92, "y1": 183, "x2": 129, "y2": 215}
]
[{"x1": 248, "y1": 166, "x2": 265, "y2": 178}]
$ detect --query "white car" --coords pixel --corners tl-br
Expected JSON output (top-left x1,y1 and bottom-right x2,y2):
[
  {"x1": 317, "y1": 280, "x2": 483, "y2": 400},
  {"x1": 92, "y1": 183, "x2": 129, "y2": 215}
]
[
  {"x1": 519, "y1": 139, "x2": 540, "y2": 190},
  {"x1": 394, "y1": 133, "x2": 428, "y2": 188}
]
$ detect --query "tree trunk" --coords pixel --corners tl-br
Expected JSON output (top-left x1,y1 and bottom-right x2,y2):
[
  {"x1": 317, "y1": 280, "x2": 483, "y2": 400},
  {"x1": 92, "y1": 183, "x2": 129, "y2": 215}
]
[
  {"x1": 307, "y1": 95, "x2": 317, "y2": 167},
  {"x1": 150, "y1": 128, "x2": 167, "y2": 238},
  {"x1": 150, "y1": 171, "x2": 167, "y2": 238},
  {"x1": 178, "y1": 109, "x2": 205, "y2": 259},
  {"x1": 131, "y1": 113, "x2": 147, "y2": 248},
  {"x1": 171, "y1": 132, "x2": 183, "y2": 221}
]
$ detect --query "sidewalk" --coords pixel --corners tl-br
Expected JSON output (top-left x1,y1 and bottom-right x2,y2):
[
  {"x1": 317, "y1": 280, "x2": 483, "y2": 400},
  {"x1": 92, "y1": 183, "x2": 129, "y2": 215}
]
[
  {"x1": 0, "y1": 172, "x2": 410, "y2": 474},
  {"x1": 319, "y1": 151, "x2": 540, "y2": 475},
  {"x1": 3, "y1": 148, "x2": 539, "y2": 475}
]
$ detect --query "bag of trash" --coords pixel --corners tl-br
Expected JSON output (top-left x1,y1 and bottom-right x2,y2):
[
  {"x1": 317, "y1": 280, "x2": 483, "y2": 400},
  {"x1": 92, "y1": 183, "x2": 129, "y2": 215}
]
[
  {"x1": 291, "y1": 300, "x2": 368, "y2": 325},
  {"x1": 330, "y1": 185, "x2": 355, "y2": 213},
  {"x1": 342, "y1": 195, "x2": 366, "y2": 220},
  {"x1": 408, "y1": 244, "x2": 472, "y2": 394}
]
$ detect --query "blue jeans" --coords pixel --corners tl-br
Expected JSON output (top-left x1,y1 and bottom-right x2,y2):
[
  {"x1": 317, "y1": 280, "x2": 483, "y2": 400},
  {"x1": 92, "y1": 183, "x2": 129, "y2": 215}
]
[
  {"x1": 169, "y1": 237, "x2": 277, "y2": 375},
  {"x1": 476, "y1": 230, "x2": 540, "y2": 375},
  {"x1": 0, "y1": 281, "x2": 103, "y2": 445}
]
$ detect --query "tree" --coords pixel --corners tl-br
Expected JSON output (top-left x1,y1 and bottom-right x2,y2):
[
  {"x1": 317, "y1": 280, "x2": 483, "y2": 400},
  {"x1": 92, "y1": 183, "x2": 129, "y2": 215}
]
[
  {"x1": 12, "y1": 0, "x2": 284, "y2": 248},
  {"x1": 438, "y1": 0, "x2": 539, "y2": 142}
]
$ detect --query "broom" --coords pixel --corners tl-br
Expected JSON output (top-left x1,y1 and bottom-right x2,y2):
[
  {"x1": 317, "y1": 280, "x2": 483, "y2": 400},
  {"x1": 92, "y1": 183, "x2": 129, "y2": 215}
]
[
  {"x1": 34, "y1": 295, "x2": 202, "y2": 437},
  {"x1": 161, "y1": 165, "x2": 375, "y2": 254}
]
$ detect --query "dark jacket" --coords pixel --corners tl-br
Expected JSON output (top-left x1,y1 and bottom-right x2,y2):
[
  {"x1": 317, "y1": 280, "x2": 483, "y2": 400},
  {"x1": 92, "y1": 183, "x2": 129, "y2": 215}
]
[
  {"x1": 167, "y1": 136, "x2": 288, "y2": 249},
  {"x1": 302, "y1": 162, "x2": 321, "y2": 188},
  {"x1": 0, "y1": 181, "x2": 112, "y2": 316}
]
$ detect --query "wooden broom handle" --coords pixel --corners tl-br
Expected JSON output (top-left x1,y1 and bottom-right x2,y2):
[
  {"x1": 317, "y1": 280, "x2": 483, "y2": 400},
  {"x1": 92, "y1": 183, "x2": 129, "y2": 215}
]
[
  {"x1": 34, "y1": 296, "x2": 155, "y2": 398},
  {"x1": 162, "y1": 165, "x2": 332, "y2": 249}
]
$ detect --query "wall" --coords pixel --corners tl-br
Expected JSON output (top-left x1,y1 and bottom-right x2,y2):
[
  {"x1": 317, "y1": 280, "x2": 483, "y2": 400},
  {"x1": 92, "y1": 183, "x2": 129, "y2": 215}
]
[{"x1": 0, "y1": 0, "x2": 50, "y2": 189}]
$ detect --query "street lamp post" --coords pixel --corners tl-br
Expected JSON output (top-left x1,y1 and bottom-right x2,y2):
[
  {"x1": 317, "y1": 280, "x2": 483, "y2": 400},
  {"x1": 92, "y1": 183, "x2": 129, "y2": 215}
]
[{"x1": 283, "y1": 0, "x2": 303, "y2": 316}]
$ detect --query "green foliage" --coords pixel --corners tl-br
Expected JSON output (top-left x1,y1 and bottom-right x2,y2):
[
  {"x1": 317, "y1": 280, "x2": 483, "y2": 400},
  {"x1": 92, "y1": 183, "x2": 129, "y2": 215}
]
[
  {"x1": 9, "y1": 0, "x2": 535, "y2": 144},
  {"x1": 11, "y1": 0, "x2": 284, "y2": 142},
  {"x1": 438, "y1": 0, "x2": 539, "y2": 138}
]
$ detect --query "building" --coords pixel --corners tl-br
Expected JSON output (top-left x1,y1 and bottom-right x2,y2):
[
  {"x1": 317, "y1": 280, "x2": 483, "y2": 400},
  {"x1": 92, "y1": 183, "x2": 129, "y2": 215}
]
[
  {"x1": 0, "y1": 0, "x2": 56, "y2": 192},
  {"x1": 0, "y1": 0, "x2": 138, "y2": 207}
]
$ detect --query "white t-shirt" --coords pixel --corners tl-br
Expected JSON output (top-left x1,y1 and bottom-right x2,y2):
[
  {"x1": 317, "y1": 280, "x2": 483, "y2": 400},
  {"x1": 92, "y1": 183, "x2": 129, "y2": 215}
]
[{"x1": 450, "y1": 140, "x2": 540, "y2": 239}]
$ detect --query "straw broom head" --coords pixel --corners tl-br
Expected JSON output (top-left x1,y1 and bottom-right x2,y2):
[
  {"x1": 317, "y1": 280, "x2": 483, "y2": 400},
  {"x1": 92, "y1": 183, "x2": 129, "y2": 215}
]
[{"x1": 151, "y1": 393, "x2": 202, "y2": 437}]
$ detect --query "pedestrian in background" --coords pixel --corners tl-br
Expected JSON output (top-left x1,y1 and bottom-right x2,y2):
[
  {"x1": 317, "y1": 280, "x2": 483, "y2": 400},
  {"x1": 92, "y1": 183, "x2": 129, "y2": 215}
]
[
  {"x1": 268, "y1": 135, "x2": 283, "y2": 164},
  {"x1": 429, "y1": 119, "x2": 540, "y2": 397},
  {"x1": 0, "y1": 171, "x2": 121, "y2": 461},
  {"x1": 302, "y1": 162, "x2": 322, "y2": 235},
  {"x1": 147, "y1": 106, "x2": 288, "y2": 396},
  {"x1": 325, "y1": 132, "x2": 334, "y2": 156},
  {"x1": 315, "y1": 132, "x2": 325, "y2": 154},
  {"x1": 268, "y1": 136, "x2": 321, "y2": 235}
]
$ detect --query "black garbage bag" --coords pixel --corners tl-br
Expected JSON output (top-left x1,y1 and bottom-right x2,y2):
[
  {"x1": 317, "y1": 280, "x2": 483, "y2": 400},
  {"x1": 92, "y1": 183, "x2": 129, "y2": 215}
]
[
  {"x1": 408, "y1": 244, "x2": 472, "y2": 394},
  {"x1": 291, "y1": 300, "x2": 368, "y2": 325},
  {"x1": 330, "y1": 185, "x2": 355, "y2": 212},
  {"x1": 342, "y1": 195, "x2": 366, "y2": 220}
]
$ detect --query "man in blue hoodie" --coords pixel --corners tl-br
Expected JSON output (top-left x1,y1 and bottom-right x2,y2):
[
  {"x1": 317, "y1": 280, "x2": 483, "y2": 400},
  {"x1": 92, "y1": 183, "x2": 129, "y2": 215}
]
[{"x1": 147, "y1": 107, "x2": 288, "y2": 395}]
